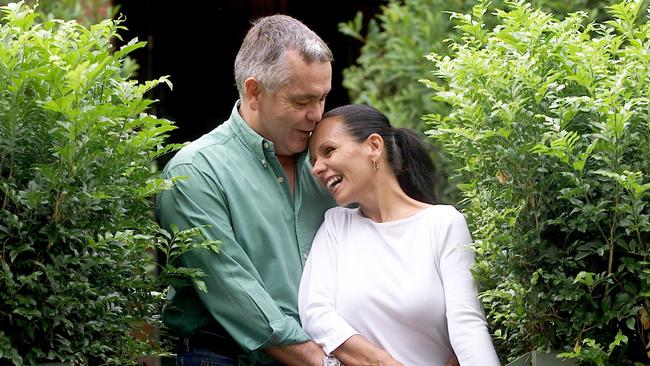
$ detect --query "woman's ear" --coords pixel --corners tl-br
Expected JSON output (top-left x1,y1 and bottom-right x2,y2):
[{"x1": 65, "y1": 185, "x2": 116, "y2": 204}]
[
  {"x1": 243, "y1": 77, "x2": 261, "y2": 111},
  {"x1": 366, "y1": 133, "x2": 384, "y2": 161}
]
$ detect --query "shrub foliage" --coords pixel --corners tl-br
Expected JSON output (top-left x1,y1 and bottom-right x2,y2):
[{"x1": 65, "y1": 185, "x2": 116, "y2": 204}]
[
  {"x1": 0, "y1": 2, "x2": 213, "y2": 364},
  {"x1": 0, "y1": 0, "x2": 116, "y2": 25},
  {"x1": 340, "y1": 0, "x2": 619, "y2": 203},
  {"x1": 340, "y1": 0, "x2": 618, "y2": 130},
  {"x1": 425, "y1": 0, "x2": 650, "y2": 364}
]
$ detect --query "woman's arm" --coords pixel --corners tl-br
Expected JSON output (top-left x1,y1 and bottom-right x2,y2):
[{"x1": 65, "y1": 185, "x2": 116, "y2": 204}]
[
  {"x1": 298, "y1": 214, "x2": 359, "y2": 354},
  {"x1": 438, "y1": 209, "x2": 500, "y2": 365},
  {"x1": 299, "y1": 210, "x2": 404, "y2": 365}
]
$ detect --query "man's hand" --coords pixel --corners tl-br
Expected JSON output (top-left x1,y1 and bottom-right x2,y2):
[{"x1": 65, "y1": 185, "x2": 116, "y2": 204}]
[
  {"x1": 265, "y1": 341, "x2": 325, "y2": 366},
  {"x1": 445, "y1": 352, "x2": 459, "y2": 366}
]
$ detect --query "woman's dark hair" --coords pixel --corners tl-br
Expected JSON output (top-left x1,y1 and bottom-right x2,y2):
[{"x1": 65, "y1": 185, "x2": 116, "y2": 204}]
[{"x1": 322, "y1": 104, "x2": 437, "y2": 204}]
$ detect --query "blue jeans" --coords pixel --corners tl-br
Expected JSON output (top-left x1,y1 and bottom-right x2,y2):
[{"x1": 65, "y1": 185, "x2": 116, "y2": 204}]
[{"x1": 177, "y1": 347, "x2": 236, "y2": 366}]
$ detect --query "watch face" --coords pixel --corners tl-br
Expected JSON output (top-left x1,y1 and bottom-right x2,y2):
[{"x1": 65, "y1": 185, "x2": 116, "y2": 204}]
[{"x1": 323, "y1": 355, "x2": 341, "y2": 366}]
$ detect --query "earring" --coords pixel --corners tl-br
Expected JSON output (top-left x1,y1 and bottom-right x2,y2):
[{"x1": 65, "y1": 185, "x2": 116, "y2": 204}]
[{"x1": 373, "y1": 160, "x2": 379, "y2": 171}]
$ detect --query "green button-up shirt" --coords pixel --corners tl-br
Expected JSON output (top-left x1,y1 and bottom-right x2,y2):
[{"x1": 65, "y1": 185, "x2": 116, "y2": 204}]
[{"x1": 156, "y1": 102, "x2": 335, "y2": 361}]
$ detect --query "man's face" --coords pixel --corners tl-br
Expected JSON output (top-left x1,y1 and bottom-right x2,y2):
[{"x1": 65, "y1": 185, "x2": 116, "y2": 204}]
[{"x1": 257, "y1": 50, "x2": 332, "y2": 156}]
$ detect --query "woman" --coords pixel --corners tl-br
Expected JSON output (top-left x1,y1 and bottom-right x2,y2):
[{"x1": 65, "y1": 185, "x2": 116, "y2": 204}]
[{"x1": 298, "y1": 105, "x2": 500, "y2": 366}]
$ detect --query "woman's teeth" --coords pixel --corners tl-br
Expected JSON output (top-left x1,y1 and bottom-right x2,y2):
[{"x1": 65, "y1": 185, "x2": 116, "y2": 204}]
[{"x1": 326, "y1": 176, "x2": 343, "y2": 191}]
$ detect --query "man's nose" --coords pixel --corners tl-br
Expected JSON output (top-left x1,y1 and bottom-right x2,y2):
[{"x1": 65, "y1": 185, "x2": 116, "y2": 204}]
[{"x1": 306, "y1": 102, "x2": 323, "y2": 123}]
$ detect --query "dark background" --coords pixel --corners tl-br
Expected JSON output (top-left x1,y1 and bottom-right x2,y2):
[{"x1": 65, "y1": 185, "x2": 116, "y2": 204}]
[{"x1": 114, "y1": 0, "x2": 385, "y2": 146}]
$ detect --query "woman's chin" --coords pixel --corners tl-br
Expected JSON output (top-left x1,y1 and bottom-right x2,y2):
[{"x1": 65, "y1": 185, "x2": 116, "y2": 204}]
[{"x1": 333, "y1": 195, "x2": 351, "y2": 207}]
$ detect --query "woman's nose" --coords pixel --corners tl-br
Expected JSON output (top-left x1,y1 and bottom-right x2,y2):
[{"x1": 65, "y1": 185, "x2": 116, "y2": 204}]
[{"x1": 311, "y1": 159, "x2": 324, "y2": 177}]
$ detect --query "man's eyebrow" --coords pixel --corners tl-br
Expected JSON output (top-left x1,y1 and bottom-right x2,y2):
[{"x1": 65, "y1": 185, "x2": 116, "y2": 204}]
[{"x1": 290, "y1": 90, "x2": 331, "y2": 100}]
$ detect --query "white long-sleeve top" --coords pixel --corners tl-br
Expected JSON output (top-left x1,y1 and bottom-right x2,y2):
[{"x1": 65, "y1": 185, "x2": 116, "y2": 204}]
[{"x1": 298, "y1": 205, "x2": 500, "y2": 366}]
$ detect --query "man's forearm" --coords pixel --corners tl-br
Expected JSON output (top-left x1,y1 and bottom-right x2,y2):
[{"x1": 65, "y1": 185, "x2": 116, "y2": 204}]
[
  {"x1": 265, "y1": 340, "x2": 325, "y2": 366},
  {"x1": 332, "y1": 335, "x2": 403, "y2": 366}
]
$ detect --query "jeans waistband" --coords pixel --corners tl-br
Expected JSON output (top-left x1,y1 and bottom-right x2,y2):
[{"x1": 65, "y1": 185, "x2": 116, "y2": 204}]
[{"x1": 180, "y1": 330, "x2": 245, "y2": 359}]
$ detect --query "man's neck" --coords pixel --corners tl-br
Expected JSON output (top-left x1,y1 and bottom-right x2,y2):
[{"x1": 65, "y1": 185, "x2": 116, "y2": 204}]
[
  {"x1": 240, "y1": 101, "x2": 297, "y2": 193},
  {"x1": 239, "y1": 100, "x2": 262, "y2": 134}
]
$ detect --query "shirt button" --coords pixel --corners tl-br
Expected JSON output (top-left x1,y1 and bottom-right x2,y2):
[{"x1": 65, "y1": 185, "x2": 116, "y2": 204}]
[
  {"x1": 261, "y1": 159, "x2": 267, "y2": 167},
  {"x1": 263, "y1": 142, "x2": 269, "y2": 149},
  {"x1": 303, "y1": 252, "x2": 309, "y2": 260},
  {"x1": 277, "y1": 176, "x2": 284, "y2": 183}
]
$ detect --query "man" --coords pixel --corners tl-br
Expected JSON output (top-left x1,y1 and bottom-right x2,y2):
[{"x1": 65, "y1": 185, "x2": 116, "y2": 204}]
[{"x1": 156, "y1": 15, "x2": 336, "y2": 366}]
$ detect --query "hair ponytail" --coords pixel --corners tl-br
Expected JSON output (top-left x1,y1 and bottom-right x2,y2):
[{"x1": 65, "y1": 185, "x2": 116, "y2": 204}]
[
  {"x1": 321, "y1": 104, "x2": 437, "y2": 204},
  {"x1": 393, "y1": 128, "x2": 437, "y2": 204}
]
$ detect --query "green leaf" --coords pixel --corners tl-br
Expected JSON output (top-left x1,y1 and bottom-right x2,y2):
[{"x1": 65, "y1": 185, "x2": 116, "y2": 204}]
[
  {"x1": 113, "y1": 37, "x2": 146, "y2": 59},
  {"x1": 193, "y1": 279, "x2": 207, "y2": 293},
  {"x1": 337, "y1": 11, "x2": 365, "y2": 42},
  {"x1": 9, "y1": 243, "x2": 34, "y2": 263}
]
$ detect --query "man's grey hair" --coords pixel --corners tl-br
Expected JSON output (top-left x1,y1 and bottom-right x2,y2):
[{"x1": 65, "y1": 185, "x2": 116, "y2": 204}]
[{"x1": 234, "y1": 15, "x2": 333, "y2": 98}]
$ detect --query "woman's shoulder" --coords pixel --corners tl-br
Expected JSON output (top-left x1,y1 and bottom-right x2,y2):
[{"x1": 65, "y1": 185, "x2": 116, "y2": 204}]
[
  {"x1": 427, "y1": 204, "x2": 463, "y2": 217},
  {"x1": 321, "y1": 206, "x2": 361, "y2": 230},
  {"x1": 424, "y1": 204, "x2": 468, "y2": 228},
  {"x1": 324, "y1": 206, "x2": 357, "y2": 220}
]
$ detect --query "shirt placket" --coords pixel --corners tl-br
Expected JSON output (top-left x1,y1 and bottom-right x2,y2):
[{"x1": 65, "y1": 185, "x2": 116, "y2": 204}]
[
  {"x1": 293, "y1": 173, "x2": 309, "y2": 266},
  {"x1": 262, "y1": 142, "x2": 306, "y2": 265}
]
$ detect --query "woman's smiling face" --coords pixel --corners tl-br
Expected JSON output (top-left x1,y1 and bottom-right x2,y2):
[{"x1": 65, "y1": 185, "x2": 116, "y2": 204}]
[{"x1": 309, "y1": 116, "x2": 375, "y2": 206}]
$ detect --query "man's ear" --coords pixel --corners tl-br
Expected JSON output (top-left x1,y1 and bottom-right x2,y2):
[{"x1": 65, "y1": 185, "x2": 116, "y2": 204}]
[
  {"x1": 243, "y1": 77, "x2": 262, "y2": 111},
  {"x1": 367, "y1": 133, "x2": 384, "y2": 160}
]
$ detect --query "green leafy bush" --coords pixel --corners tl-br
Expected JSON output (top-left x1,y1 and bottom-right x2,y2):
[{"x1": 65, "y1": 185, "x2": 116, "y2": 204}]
[
  {"x1": 339, "y1": 0, "x2": 617, "y2": 203},
  {"x1": 425, "y1": 0, "x2": 650, "y2": 364},
  {"x1": 0, "y1": 0, "x2": 139, "y2": 80},
  {"x1": 340, "y1": 0, "x2": 617, "y2": 130},
  {"x1": 0, "y1": 0, "x2": 115, "y2": 23},
  {"x1": 0, "y1": 2, "x2": 213, "y2": 364}
]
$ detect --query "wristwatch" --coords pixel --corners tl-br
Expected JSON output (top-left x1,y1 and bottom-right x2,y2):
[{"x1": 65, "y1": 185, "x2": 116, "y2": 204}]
[{"x1": 323, "y1": 355, "x2": 341, "y2": 366}]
